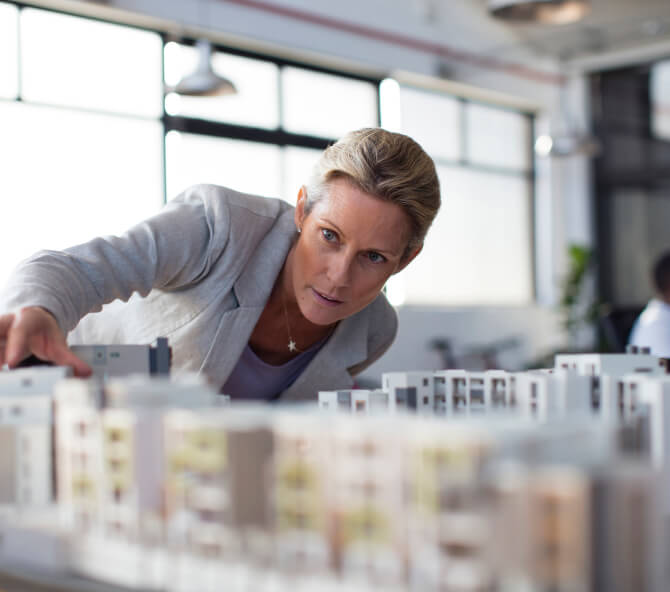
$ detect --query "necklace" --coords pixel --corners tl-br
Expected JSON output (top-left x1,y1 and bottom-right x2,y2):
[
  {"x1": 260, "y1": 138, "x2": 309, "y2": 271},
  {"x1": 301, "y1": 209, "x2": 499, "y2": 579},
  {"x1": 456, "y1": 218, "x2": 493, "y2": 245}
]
[{"x1": 281, "y1": 289, "x2": 302, "y2": 353}]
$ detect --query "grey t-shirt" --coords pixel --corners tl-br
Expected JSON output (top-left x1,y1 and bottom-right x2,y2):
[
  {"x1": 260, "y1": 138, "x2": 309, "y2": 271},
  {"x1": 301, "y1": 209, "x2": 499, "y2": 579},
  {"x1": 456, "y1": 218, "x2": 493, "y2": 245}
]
[{"x1": 221, "y1": 338, "x2": 327, "y2": 400}]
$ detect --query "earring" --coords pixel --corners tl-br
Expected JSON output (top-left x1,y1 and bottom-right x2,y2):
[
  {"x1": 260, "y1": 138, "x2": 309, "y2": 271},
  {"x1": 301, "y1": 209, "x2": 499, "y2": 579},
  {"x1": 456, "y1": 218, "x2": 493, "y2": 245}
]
[{"x1": 297, "y1": 226, "x2": 302, "y2": 234}]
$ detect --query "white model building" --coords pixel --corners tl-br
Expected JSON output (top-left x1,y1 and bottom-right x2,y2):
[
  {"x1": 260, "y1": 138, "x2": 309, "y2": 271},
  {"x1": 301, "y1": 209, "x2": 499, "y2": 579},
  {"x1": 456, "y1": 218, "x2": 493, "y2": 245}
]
[
  {"x1": 382, "y1": 371, "x2": 436, "y2": 414},
  {"x1": 319, "y1": 388, "x2": 390, "y2": 414},
  {"x1": 165, "y1": 407, "x2": 274, "y2": 592},
  {"x1": 329, "y1": 417, "x2": 405, "y2": 587},
  {"x1": 54, "y1": 378, "x2": 104, "y2": 534},
  {"x1": 272, "y1": 413, "x2": 331, "y2": 575},
  {"x1": 606, "y1": 373, "x2": 670, "y2": 517},
  {"x1": 164, "y1": 409, "x2": 231, "y2": 557},
  {"x1": 54, "y1": 374, "x2": 226, "y2": 591},
  {"x1": 554, "y1": 350, "x2": 665, "y2": 376},
  {"x1": 434, "y1": 369, "x2": 468, "y2": 414},
  {"x1": 69, "y1": 406, "x2": 167, "y2": 590},
  {"x1": 590, "y1": 463, "x2": 664, "y2": 592},
  {"x1": 0, "y1": 423, "x2": 52, "y2": 512},
  {"x1": 319, "y1": 390, "x2": 354, "y2": 412},
  {"x1": 407, "y1": 421, "x2": 497, "y2": 592},
  {"x1": 514, "y1": 370, "x2": 593, "y2": 421},
  {"x1": 434, "y1": 370, "x2": 515, "y2": 415},
  {"x1": 99, "y1": 407, "x2": 164, "y2": 544},
  {"x1": 0, "y1": 367, "x2": 71, "y2": 514},
  {"x1": 0, "y1": 349, "x2": 669, "y2": 591},
  {"x1": 104, "y1": 374, "x2": 220, "y2": 409},
  {"x1": 484, "y1": 370, "x2": 515, "y2": 410},
  {"x1": 70, "y1": 337, "x2": 171, "y2": 380}
]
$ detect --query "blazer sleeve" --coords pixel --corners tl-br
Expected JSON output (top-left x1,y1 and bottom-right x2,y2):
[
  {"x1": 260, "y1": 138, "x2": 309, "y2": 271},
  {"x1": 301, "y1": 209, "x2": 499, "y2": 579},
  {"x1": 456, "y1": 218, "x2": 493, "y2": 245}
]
[{"x1": 0, "y1": 184, "x2": 233, "y2": 333}]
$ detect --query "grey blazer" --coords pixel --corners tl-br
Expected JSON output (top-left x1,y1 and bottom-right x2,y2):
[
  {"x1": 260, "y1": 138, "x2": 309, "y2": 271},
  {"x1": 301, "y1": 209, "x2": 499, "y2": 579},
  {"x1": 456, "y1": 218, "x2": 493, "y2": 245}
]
[{"x1": 0, "y1": 185, "x2": 397, "y2": 401}]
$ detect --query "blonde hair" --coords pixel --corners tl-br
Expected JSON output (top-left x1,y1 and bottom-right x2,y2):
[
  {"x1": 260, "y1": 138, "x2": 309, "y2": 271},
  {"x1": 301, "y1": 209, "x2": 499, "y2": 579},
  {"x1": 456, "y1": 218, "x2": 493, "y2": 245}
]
[{"x1": 305, "y1": 128, "x2": 440, "y2": 260}]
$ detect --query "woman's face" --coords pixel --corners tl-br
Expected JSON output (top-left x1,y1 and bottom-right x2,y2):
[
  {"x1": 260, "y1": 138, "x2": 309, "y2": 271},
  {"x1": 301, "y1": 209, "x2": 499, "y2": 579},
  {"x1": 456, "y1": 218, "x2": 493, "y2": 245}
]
[{"x1": 288, "y1": 177, "x2": 419, "y2": 326}]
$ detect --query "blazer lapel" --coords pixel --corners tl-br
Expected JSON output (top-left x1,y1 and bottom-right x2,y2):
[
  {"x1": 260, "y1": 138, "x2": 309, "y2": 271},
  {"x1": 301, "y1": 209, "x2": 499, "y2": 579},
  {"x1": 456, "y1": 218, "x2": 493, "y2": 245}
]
[
  {"x1": 200, "y1": 212, "x2": 296, "y2": 389},
  {"x1": 199, "y1": 305, "x2": 263, "y2": 389}
]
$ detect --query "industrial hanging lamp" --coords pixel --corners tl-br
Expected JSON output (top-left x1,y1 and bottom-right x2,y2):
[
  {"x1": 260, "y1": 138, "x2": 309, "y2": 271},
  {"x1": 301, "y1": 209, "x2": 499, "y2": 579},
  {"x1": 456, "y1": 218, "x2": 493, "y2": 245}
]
[
  {"x1": 172, "y1": 39, "x2": 237, "y2": 97},
  {"x1": 488, "y1": 0, "x2": 590, "y2": 25}
]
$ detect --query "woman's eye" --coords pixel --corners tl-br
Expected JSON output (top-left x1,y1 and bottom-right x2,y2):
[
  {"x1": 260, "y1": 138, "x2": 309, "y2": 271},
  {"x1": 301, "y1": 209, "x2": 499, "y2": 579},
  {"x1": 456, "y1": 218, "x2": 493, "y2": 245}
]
[
  {"x1": 321, "y1": 228, "x2": 337, "y2": 242},
  {"x1": 367, "y1": 251, "x2": 386, "y2": 264}
]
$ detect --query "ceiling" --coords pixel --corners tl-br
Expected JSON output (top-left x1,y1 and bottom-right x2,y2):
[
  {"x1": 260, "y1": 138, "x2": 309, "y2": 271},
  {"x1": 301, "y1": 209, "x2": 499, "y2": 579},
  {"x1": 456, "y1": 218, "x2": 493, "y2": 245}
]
[
  {"x1": 73, "y1": 0, "x2": 670, "y2": 77},
  {"x1": 475, "y1": 0, "x2": 670, "y2": 63}
]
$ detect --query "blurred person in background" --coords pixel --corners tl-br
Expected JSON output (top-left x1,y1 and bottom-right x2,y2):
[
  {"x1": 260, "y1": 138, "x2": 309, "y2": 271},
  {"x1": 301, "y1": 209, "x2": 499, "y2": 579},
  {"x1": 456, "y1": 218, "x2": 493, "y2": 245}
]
[
  {"x1": 629, "y1": 251, "x2": 670, "y2": 357},
  {"x1": 0, "y1": 128, "x2": 440, "y2": 401}
]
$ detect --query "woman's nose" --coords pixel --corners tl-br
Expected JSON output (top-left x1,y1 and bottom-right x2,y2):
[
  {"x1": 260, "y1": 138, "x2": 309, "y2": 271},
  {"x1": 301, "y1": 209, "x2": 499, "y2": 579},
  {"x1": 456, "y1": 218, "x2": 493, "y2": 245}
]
[{"x1": 326, "y1": 252, "x2": 353, "y2": 287}]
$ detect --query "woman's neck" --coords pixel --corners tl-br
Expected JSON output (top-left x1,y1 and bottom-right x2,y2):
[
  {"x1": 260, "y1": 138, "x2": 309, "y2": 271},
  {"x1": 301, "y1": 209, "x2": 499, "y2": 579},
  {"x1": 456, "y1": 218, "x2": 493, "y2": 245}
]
[
  {"x1": 248, "y1": 251, "x2": 336, "y2": 364},
  {"x1": 276, "y1": 256, "x2": 334, "y2": 343}
]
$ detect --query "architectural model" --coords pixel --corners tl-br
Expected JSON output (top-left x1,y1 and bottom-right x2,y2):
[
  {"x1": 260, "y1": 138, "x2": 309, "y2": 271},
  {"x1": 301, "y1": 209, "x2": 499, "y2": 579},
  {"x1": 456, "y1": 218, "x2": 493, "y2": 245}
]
[{"x1": 0, "y1": 348, "x2": 666, "y2": 591}]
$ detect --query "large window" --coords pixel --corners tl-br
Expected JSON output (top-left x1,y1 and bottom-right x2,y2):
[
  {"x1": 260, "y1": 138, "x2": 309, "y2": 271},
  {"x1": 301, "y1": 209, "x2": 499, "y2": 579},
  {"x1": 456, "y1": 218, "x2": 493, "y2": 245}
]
[
  {"x1": 20, "y1": 8, "x2": 163, "y2": 116},
  {"x1": 0, "y1": 6, "x2": 164, "y2": 288},
  {"x1": 381, "y1": 80, "x2": 534, "y2": 306}
]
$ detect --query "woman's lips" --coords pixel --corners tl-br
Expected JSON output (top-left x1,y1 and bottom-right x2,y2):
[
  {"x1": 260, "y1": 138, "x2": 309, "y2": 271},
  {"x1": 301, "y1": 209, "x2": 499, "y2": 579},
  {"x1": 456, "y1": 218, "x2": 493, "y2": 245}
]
[{"x1": 312, "y1": 288, "x2": 342, "y2": 307}]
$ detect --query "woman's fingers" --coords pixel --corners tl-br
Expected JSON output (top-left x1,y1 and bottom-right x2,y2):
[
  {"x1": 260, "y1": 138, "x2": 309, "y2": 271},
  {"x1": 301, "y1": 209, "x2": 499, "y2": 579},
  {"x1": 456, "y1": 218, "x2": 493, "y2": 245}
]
[
  {"x1": 0, "y1": 314, "x2": 15, "y2": 367},
  {"x1": 47, "y1": 344, "x2": 92, "y2": 378},
  {"x1": 4, "y1": 318, "x2": 30, "y2": 368},
  {"x1": 1, "y1": 307, "x2": 91, "y2": 377},
  {"x1": 0, "y1": 314, "x2": 14, "y2": 336}
]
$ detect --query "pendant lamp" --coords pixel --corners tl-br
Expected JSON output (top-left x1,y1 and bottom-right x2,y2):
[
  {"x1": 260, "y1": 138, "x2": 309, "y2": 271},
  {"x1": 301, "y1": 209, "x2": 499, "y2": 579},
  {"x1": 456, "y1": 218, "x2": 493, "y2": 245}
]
[{"x1": 173, "y1": 39, "x2": 237, "y2": 97}]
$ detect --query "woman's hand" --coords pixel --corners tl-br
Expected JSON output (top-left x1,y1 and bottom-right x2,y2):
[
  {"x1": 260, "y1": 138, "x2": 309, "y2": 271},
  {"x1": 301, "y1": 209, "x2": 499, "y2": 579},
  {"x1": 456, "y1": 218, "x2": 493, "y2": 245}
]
[{"x1": 0, "y1": 307, "x2": 92, "y2": 377}]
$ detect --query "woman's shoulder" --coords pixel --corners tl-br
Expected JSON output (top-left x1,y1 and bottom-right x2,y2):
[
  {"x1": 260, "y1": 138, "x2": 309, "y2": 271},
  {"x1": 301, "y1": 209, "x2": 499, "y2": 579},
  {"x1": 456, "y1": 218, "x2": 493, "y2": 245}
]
[
  {"x1": 364, "y1": 292, "x2": 398, "y2": 343},
  {"x1": 168, "y1": 185, "x2": 297, "y2": 284},
  {"x1": 174, "y1": 184, "x2": 294, "y2": 221},
  {"x1": 342, "y1": 294, "x2": 398, "y2": 377}
]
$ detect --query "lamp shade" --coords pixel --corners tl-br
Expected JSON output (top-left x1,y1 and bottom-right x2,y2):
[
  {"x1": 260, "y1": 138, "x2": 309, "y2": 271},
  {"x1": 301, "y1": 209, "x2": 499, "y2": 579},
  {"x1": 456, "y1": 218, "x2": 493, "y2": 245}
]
[
  {"x1": 173, "y1": 39, "x2": 237, "y2": 97},
  {"x1": 489, "y1": 0, "x2": 589, "y2": 24}
]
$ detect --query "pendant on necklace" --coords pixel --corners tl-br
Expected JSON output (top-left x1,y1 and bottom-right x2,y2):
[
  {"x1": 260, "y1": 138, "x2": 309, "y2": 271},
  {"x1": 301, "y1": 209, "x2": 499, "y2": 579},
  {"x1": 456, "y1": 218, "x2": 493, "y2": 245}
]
[{"x1": 288, "y1": 339, "x2": 298, "y2": 353}]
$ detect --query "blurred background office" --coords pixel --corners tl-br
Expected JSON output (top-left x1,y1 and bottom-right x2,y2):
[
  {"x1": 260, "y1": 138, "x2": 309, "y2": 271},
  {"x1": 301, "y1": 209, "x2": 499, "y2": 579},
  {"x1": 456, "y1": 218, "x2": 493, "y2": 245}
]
[{"x1": 1, "y1": 0, "x2": 669, "y2": 382}]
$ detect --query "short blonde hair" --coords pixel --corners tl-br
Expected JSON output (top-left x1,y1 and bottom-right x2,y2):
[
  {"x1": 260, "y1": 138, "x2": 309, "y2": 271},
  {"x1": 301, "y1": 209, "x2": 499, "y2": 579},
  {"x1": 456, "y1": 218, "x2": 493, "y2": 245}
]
[{"x1": 306, "y1": 128, "x2": 440, "y2": 260}]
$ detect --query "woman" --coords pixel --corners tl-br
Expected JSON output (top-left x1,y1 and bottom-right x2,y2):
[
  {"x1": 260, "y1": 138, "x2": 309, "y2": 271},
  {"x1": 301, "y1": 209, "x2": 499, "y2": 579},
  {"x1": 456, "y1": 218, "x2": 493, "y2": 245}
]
[{"x1": 0, "y1": 128, "x2": 440, "y2": 400}]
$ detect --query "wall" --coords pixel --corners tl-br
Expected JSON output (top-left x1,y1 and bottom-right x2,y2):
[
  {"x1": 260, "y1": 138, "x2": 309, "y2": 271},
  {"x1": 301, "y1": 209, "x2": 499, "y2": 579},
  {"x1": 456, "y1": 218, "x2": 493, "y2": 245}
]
[{"x1": 359, "y1": 304, "x2": 565, "y2": 387}]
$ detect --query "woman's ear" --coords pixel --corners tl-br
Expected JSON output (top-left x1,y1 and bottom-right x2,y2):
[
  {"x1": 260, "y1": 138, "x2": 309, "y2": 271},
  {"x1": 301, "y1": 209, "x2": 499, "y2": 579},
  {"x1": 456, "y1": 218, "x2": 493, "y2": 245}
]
[
  {"x1": 294, "y1": 186, "x2": 307, "y2": 231},
  {"x1": 394, "y1": 244, "x2": 423, "y2": 274}
]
